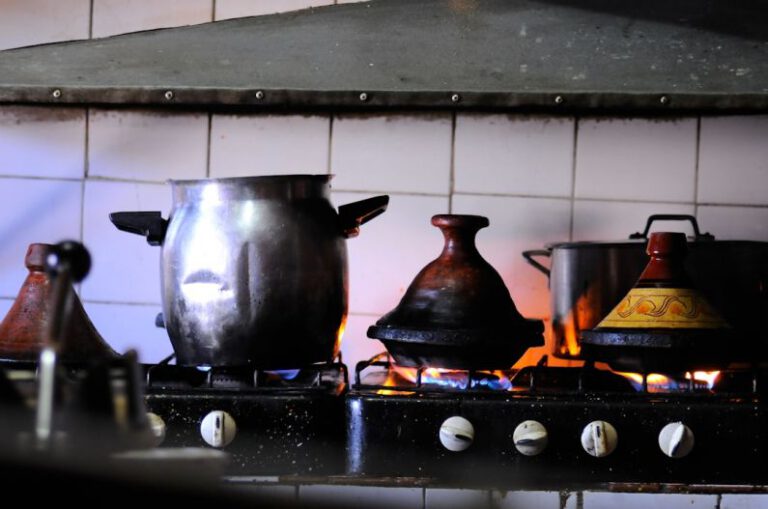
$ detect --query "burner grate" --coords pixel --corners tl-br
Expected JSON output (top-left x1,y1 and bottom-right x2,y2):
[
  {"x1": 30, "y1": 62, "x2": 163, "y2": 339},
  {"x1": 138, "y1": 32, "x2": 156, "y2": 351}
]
[
  {"x1": 144, "y1": 354, "x2": 348, "y2": 393},
  {"x1": 353, "y1": 353, "x2": 767, "y2": 396}
]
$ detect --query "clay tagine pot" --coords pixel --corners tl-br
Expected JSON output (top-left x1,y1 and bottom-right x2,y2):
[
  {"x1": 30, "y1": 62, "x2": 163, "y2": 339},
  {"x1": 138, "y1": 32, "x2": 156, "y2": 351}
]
[
  {"x1": 367, "y1": 214, "x2": 544, "y2": 369},
  {"x1": 0, "y1": 243, "x2": 117, "y2": 364},
  {"x1": 581, "y1": 231, "x2": 733, "y2": 373}
]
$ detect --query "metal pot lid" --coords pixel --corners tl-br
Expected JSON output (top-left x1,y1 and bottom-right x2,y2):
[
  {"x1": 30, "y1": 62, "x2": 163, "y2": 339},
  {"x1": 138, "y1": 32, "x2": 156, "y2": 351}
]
[{"x1": 545, "y1": 214, "x2": 768, "y2": 250}]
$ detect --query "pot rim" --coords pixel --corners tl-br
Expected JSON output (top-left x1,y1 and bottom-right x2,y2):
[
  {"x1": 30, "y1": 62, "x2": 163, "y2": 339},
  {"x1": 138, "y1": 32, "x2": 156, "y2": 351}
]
[
  {"x1": 546, "y1": 238, "x2": 768, "y2": 250},
  {"x1": 169, "y1": 173, "x2": 332, "y2": 186}
]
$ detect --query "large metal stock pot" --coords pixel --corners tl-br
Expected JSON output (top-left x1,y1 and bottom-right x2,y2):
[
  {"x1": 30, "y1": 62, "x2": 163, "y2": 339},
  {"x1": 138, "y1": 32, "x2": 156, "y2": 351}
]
[
  {"x1": 522, "y1": 215, "x2": 768, "y2": 361},
  {"x1": 110, "y1": 175, "x2": 388, "y2": 368}
]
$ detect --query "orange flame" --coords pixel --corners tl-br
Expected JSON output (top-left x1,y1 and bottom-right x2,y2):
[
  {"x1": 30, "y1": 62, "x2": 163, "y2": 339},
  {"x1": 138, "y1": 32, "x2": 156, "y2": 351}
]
[{"x1": 615, "y1": 371, "x2": 720, "y2": 392}]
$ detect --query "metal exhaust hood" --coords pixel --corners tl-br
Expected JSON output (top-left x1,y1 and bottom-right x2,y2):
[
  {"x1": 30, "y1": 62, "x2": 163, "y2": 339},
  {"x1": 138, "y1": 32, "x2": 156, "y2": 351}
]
[{"x1": 0, "y1": 0, "x2": 766, "y2": 113}]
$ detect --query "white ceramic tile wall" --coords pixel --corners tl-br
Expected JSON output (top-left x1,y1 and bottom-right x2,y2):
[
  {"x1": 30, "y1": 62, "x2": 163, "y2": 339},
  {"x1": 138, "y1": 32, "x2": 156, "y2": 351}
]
[
  {"x1": 215, "y1": 0, "x2": 334, "y2": 20},
  {"x1": 575, "y1": 118, "x2": 697, "y2": 202},
  {"x1": 81, "y1": 180, "x2": 169, "y2": 304},
  {"x1": 425, "y1": 488, "x2": 490, "y2": 509},
  {"x1": 0, "y1": 299, "x2": 14, "y2": 321},
  {"x1": 572, "y1": 201, "x2": 696, "y2": 241},
  {"x1": 721, "y1": 494, "x2": 768, "y2": 509},
  {"x1": 299, "y1": 485, "x2": 423, "y2": 507},
  {"x1": 0, "y1": 0, "x2": 370, "y2": 51},
  {"x1": 89, "y1": 110, "x2": 208, "y2": 182},
  {"x1": 230, "y1": 484, "x2": 298, "y2": 503},
  {"x1": 0, "y1": 178, "x2": 82, "y2": 298},
  {"x1": 492, "y1": 490, "x2": 574, "y2": 509},
  {"x1": 91, "y1": 0, "x2": 213, "y2": 38},
  {"x1": 333, "y1": 191, "x2": 449, "y2": 316},
  {"x1": 0, "y1": 0, "x2": 90, "y2": 50},
  {"x1": 0, "y1": 107, "x2": 86, "y2": 179},
  {"x1": 331, "y1": 114, "x2": 453, "y2": 195},
  {"x1": 454, "y1": 114, "x2": 574, "y2": 197},
  {"x1": 698, "y1": 115, "x2": 768, "y2": 206},
  {"x1": 581, "y1": 492, "x2": 718, "y2": 509},
  {"x1": 83, "y1": 302, "x2": 171, "y2": 362},
  {"x1": 451, "y1": 194, "x2": 571, "y2": 318},
  {"x1": 210, "y1": 114, "x2": 330, "y2": 177},
  {"x1": 697, "y1": 206, "x2": 768, "y2": 241}
]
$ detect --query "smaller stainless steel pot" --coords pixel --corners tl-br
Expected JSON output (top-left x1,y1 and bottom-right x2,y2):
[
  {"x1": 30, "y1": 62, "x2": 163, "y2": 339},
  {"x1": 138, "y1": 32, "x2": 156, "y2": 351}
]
[{"x1": 523, "y1": 215, "x2": 768, "y2": 361}]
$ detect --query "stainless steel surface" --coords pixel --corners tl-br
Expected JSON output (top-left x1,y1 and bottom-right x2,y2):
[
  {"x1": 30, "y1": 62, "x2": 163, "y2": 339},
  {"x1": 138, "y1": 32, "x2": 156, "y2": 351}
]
[
  {"x1": 1, "y1": 0, "x2": 768, "y2": 112},
  {"x1": 112, "y1": 175, "x2": 387, "y2": 368},
  {"x1": 523, "y1": 215, "x2": 768, "y2": 360}
]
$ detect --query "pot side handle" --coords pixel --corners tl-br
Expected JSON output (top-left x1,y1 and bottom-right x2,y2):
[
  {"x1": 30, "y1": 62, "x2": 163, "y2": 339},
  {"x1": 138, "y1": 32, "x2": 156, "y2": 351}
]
[
  {"x1": 338, "y1": 195, "x2": 390, "y2": 238},
  {"x1": 629, "y1": 214, "x2": 715, "y2": 241},
  {"x1": 522, "y1": 249, "x2": 551, "y2": 278},
  {"x1": 109, "y1": 211, "x2": 168, "y2": 246}
]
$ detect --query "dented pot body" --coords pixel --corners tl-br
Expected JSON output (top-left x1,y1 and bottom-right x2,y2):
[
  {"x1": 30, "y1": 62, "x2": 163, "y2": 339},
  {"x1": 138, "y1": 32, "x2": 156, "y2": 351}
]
[{"x1": 111, "y1": 175, "x2": 388, "y2": 368}]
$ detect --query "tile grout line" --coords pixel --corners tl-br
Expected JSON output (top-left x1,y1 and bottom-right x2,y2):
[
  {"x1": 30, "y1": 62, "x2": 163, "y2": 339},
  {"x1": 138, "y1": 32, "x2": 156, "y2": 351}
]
[
  {"x1": 79, "y1": 108, "x2": 90, "y2": 243},
  {"x1": 88, "y1": 0, "x2": 94, "y2": 39},
  {"x1": 568, "y1": 116, "x2": 579, "y2": 242},
  {"x1": 693, "y1": 115, "x2": 702, "y2": 218},
  {"x1": 448, "y1": 111, "x2": 457, "y2": 213},
  {"x1": 205, "y1": 112, "x2": 213, "y2": 178},
  {"x1": 327, "y1": 115, "x2": 335, "y2": 175}
]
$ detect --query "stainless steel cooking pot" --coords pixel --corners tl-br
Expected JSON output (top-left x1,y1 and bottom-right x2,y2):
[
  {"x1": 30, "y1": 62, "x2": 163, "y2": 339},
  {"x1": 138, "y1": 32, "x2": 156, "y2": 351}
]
[
  {"x1": 109, "y1": 175, "x2": 388, "y2": 368},
  {"x1": 522, "y1": 215, "x2": 768, "y2": 361}
]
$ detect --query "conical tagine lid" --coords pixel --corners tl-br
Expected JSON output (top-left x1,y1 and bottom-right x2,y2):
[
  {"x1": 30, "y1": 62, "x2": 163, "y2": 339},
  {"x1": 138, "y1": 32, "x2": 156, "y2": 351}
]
[
  {"x1": 0, "y1": 243, "x2": 117, "y2": 364},
  {"x1": 595, "y1": 231, "x2": 729, "y2": 330}
]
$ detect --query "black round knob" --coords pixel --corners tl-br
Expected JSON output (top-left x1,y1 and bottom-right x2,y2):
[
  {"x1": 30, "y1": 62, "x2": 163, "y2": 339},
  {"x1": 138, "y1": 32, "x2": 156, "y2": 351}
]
[{"x1": 45, "y1": 241, "x2": 91, "y2": 282}]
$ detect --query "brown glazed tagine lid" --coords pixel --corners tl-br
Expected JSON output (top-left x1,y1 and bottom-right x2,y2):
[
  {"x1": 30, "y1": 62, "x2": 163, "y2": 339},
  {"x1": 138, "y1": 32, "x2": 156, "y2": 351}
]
[
  {"x1": 367, "y1": 215, "x2": 544, "y2": 369},
  {"x1": 581, "y1": 232, "x2": 733, "y2": 373},
  {"x1": 0, "y1": 243, "x2": 117, "y2": 364}
]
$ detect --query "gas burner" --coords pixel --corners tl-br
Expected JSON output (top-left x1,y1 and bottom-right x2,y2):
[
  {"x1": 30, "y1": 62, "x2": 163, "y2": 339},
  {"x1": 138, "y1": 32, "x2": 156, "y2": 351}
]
[
  {"x1": 144, "y1": 356, "x2": 348, "y2": 394},
  {"x1": 354, "y1": 354, "x2": 514, "y2": 393}
]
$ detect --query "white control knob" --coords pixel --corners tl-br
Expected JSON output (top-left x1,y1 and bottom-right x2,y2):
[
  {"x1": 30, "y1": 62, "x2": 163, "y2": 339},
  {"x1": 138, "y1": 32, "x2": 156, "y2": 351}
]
[
  {"x1": 200, "y1": 410, "x2": 237, "y2": 448},
  {"x1": 513, "y1": 420, "x2": 548, "y2": 456},
  {"x1": 659, "y1": 422, "x2": 694, "y2": 458},
  {"x1": 439, "y1": 416, "x2": 474, "y2": 452},
  {"x1": 146, "y1": 412, "x2": 166, "y2": 446},
  {"x1": 581, "y1": 420, "x2": 618, "y2": 457}
]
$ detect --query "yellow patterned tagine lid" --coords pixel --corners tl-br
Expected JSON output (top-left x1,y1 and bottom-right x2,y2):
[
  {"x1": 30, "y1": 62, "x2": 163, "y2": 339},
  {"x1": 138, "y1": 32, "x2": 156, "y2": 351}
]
[{"x1": 595, "y1": 231, "x2": 730, "y2": 331}]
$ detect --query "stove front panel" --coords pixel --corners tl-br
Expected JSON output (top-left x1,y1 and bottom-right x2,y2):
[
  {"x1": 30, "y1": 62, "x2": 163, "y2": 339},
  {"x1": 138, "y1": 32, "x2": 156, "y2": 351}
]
[
  {"x1": 346, "y1": 391, "x2": 765, "y2": 486},
  {"x1": 146, "y1": 391, "x2": 345, "y2": 475}
]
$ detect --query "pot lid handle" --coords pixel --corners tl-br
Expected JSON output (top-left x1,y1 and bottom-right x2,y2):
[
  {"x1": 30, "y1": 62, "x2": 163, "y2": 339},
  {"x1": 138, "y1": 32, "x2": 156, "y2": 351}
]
[
  {"x1": 338, "y1": 195, "x2": 389, "y2": 238},
  {"x1": 109, "y1": 211, "x2": 168, "y2": 246},
  {"x1": 629, "y1": 214, "x2": 714, "y2": 241}
]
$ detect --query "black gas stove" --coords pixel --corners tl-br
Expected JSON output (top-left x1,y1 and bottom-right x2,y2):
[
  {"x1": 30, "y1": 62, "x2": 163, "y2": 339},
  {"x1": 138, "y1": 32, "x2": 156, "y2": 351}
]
[
  {"x1": 346, "y1": 353, "x2": 767, "y2": 488},
  {"x1": 143, "y1": 356, "x2": 348, "y2": 476}
]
